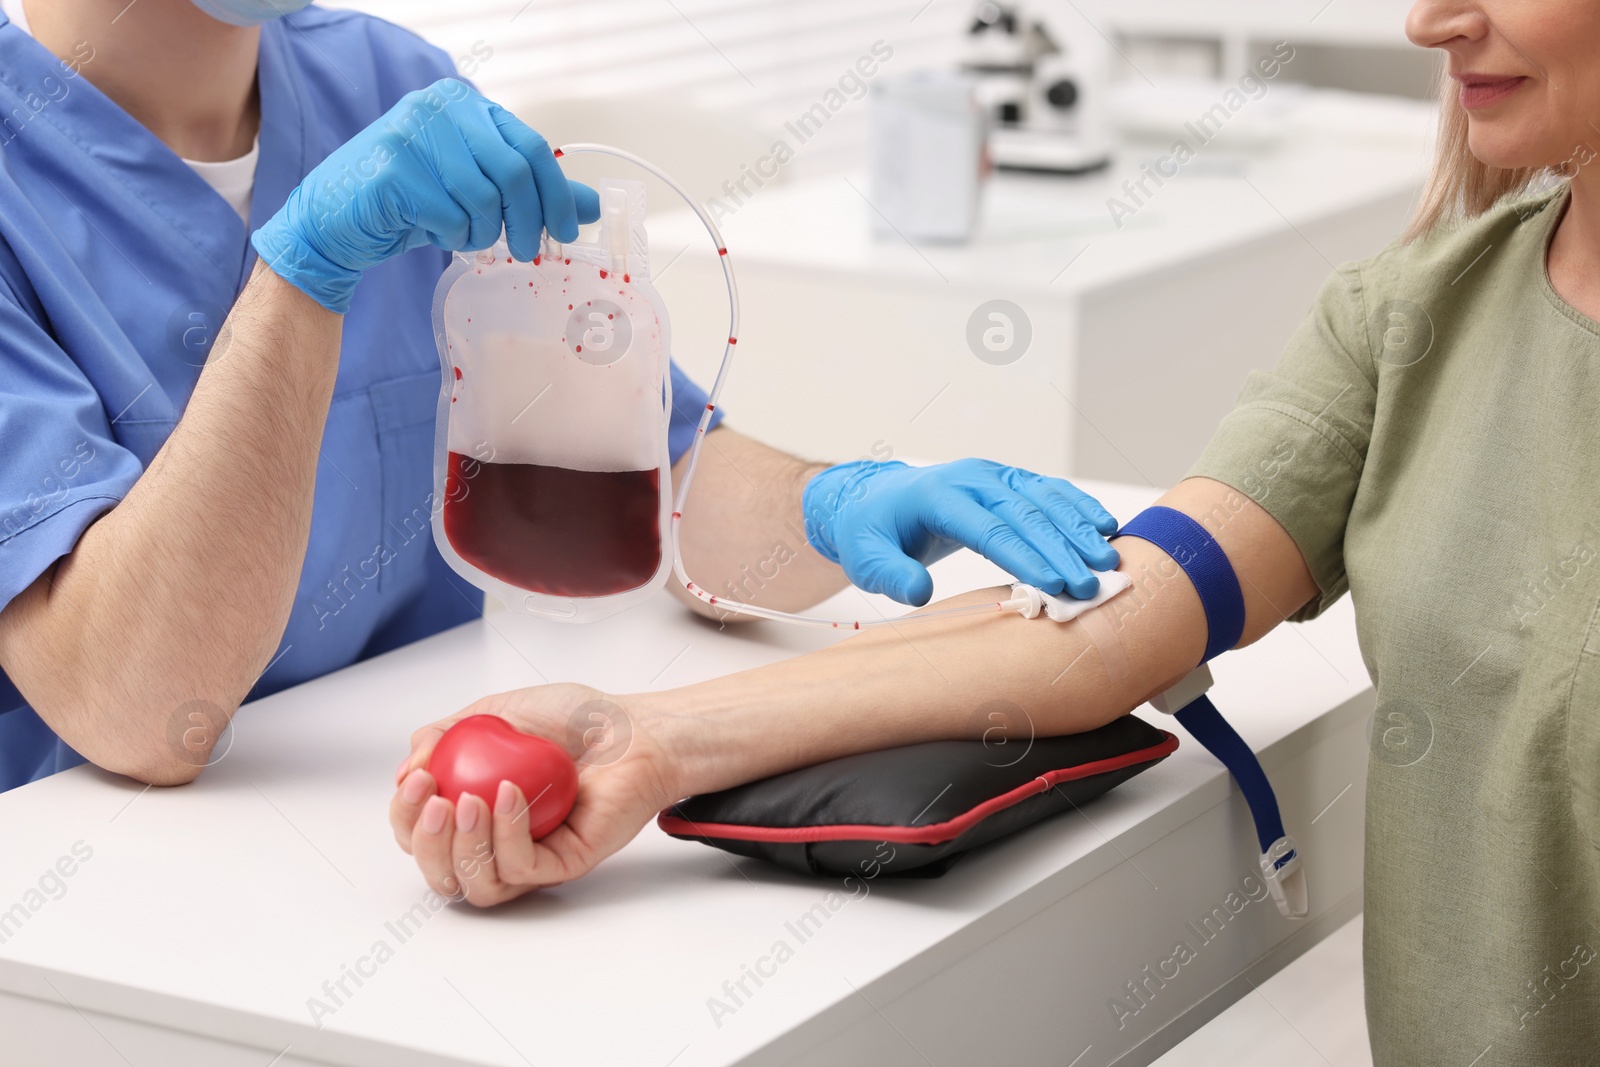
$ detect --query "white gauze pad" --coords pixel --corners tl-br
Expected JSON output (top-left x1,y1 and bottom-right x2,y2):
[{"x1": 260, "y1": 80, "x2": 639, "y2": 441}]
[{"x1": 1013, "y1": 570, "x2": 1132, "y2": 622}]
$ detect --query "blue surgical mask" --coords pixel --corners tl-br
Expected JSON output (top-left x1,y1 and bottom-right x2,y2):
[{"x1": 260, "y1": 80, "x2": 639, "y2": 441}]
[{"x1": 190, "y1": 0, "x2": 315, "y2": 27}]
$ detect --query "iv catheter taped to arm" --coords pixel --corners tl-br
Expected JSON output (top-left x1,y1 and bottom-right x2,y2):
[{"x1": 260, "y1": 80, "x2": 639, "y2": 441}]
[
  {"x1": 1008, "y1": 572, "x2": 1132, "y2": 621},
  {"x1": 1118, "y1": 506, "x2": 1308, "y2": 919}
]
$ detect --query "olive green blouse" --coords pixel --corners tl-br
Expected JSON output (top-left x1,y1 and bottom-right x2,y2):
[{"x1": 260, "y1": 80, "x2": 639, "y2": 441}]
[{"x1": 1191, "y1": 185, "x2": 1600, "y2": 1066}]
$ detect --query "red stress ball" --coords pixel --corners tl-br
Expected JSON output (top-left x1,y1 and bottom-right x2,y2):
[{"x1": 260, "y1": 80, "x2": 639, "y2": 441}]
[{"x1": 427, "y1": 715, "x2": 579, "y2": 840}]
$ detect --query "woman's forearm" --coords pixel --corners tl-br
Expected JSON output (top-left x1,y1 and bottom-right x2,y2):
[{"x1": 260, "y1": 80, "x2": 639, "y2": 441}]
[
  {"x1": 0, "y1": 263, "x2": 342, "y2": 784},
  {"x1": 644, "y1": 477, "x2": 1317, "y2": 798},
  {"x1": 644, "y1": 540, "x2": 1202, "y2": 796}
]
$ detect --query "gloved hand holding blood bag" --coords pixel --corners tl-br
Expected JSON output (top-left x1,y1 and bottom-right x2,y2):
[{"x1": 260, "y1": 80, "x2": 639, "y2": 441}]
[{"x1": 431, "y1": 178, "x2": 674, "y2": 623}]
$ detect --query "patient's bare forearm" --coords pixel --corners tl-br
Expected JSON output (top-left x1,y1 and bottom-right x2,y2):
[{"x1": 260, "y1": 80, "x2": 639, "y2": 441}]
[{"x1": 645, "y1": 477, "x2": 1317, "y2": 797}]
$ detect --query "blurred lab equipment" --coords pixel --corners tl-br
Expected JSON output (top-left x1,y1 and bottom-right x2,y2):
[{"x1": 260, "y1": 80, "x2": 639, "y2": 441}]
[
  {"x1": 866, "y1": 71, "x2": 988, "y2": 243},
  {"x1": 961, "y1": 1, "x2": 1112, "y2": 174}
]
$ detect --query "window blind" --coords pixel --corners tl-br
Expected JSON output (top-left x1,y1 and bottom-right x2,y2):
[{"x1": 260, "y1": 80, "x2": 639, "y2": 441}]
[{"x1": 321, "y1": 0, "x2": 972, "y2": 174}]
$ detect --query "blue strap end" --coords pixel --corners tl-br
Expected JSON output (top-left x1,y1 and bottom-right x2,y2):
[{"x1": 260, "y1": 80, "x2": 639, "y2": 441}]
[{"x1": 1129, "y1": 508, "x2": 1308, "y2": 919}]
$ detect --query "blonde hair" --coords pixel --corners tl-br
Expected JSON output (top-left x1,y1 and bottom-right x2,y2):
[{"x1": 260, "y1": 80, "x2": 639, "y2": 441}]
[{"x1": 1404, "y1": 61, "x2": 1557, "y2": 242}]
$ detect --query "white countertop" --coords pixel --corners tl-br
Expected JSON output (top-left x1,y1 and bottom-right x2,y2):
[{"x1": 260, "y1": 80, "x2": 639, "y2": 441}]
[
  {"x1": 0, "y1": 481, "x2": 1373, "y2": 1067},
  {"x1": 647, "y1": 91, "x2": 1434, "y2": 299}
]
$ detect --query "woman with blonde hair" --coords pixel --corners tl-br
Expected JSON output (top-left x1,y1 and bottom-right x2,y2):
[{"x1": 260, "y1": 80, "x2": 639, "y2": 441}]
[{"x1": 392, "y1": 1, "x2": 1599, "y2": 1060}]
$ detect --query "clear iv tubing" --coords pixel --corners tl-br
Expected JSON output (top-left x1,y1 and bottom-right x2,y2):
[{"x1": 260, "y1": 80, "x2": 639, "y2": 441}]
[{"x1": 556, "y1": 144, "x2": 1040, "y2": 629}]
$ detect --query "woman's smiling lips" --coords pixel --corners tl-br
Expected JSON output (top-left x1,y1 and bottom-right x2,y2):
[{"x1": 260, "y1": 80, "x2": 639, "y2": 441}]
[{"x1": 1455, "y1": 73, "x2": 1529, "y2": 110}]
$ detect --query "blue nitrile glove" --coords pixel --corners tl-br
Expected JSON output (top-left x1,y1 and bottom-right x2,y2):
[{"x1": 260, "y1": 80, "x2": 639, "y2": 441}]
[
  {"x1": 802, "y1": 459, "x2": 1120, "y2": 607},
  {"x1": 252, "y1": 78, "x2": 601, "y2": 313}
]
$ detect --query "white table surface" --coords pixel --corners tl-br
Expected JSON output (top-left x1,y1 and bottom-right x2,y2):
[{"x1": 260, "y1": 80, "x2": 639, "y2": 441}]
[{"x1": 0, "y1": 481, "x2": 1374, "y2": 1067}]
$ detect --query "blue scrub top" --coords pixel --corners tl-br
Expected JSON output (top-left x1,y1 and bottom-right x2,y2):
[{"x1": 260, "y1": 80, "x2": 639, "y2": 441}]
[{"x1": 0, "y1": 8, "x2": 723, "y2": 792}]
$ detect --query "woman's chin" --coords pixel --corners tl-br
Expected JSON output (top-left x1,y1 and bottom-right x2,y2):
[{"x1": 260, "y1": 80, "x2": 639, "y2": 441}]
[{"x1": 1465, "y1": 129, "x2": 1554, "y2": 172}]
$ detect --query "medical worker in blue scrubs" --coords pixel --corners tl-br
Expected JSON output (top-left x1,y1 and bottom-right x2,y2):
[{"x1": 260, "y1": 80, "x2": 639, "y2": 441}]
[{"x1": 0, "y1": 0, "x2": 1119, "y2": 793}]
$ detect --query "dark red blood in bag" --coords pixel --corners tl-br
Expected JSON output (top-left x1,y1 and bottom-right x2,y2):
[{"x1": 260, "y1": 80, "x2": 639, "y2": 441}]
[
  {"x1": 428, "y1": 716, "x2": 578, "y2": 840},
  {"x1": 443, "y1": 454, "x2": 661, "y2": 597}
]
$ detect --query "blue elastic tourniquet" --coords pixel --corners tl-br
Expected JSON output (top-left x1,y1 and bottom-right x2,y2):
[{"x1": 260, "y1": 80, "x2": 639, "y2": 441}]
[
  {"x1": 1119, "y1": 507, "x2": 1245, "y2": 663},
  {"x1": 1119, "y1": 507, "x2": 1294, "y2": 868}
]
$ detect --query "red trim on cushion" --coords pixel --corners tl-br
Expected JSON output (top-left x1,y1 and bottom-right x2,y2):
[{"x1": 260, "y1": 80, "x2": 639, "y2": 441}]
[{"x1": 655, "y1": 731, "x2": 1178, "y2": 846}]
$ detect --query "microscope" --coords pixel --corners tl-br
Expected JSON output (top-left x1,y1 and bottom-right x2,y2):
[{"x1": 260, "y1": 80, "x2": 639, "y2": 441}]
[{"x1": 962, "y1": 1, "x2": 1113, "y2": 174}]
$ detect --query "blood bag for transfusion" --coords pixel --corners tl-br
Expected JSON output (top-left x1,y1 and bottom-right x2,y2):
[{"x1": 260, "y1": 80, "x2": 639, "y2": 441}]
[
  {"x1": 426, "y1": 143, "x2": 1138, "y2": 638},
  {"x1": 431, "y1": 178, "x2": 674, "y2": 622}
]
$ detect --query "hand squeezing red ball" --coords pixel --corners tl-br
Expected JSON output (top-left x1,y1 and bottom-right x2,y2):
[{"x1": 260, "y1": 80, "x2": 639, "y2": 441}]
[
  {"x1": 427, "y1": 715, "x2": 579, "y2": 839},
  {"x1": 393, "y1": 685, "x2": 674, "y2": 907}
]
